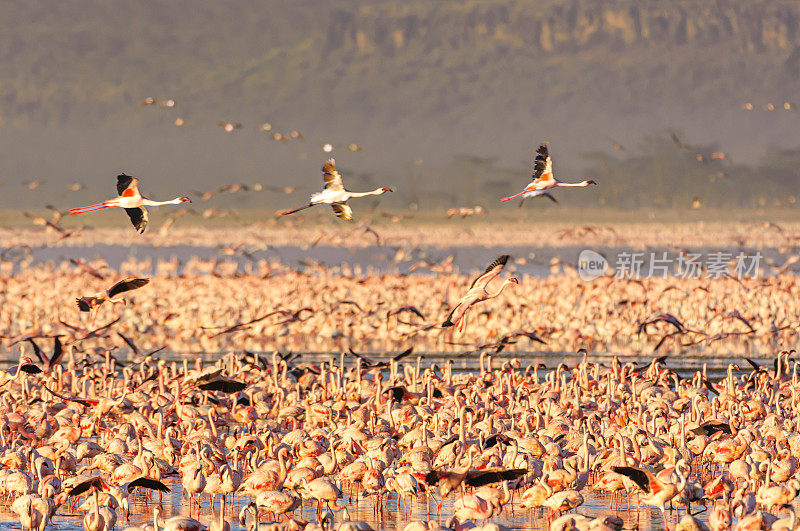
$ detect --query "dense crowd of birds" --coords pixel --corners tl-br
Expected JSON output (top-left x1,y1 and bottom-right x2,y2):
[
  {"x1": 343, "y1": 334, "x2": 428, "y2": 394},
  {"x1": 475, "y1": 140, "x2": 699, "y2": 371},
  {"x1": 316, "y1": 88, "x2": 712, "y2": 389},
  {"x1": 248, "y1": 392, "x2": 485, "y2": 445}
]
[
  {"x1": 0, "y1": 256, "x2": 796, "y2": 357},
  {"x1": 7, "y1": 209, "x2": 800, "y2": 252},
  {"x1": 2, "y1": 343, "x2": 800, "y2": 530},
  {"x1": 1, "y1": 133, "x2": 799, "y2": 531}
]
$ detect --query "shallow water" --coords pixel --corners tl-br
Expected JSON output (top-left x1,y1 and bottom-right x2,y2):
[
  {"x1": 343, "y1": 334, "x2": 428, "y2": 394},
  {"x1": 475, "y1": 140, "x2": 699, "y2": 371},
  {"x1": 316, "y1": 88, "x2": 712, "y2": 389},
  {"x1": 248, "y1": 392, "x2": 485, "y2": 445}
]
[
  {"x1": 0, "y1": 350, "x2": 763, "y2": 381},
  {"x1": 0, "y1": 477, "x2": 718, "y2": 531},
  {"x1": 2, "y1": 243, "x2": 797, "y2": 278}
]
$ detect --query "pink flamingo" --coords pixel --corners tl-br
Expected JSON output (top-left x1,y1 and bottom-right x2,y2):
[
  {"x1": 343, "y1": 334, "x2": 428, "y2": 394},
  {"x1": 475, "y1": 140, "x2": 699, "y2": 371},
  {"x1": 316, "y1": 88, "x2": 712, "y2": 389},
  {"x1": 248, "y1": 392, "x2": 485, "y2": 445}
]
[
  {"x1": 501, "y1": 144, "x2": 596, "y2": 204},
  {"x1": 69, "y1": 174, "x2": 190, "y2": 233}
]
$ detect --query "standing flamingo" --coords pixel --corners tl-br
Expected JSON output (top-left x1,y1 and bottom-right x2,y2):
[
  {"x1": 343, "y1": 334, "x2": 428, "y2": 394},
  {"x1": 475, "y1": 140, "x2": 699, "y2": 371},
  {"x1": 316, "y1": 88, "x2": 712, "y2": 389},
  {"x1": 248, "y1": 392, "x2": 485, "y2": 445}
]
[
  {"x1": 83, "y1": 489, "x2": 106, "y2": 531},
  {"x1": 183, "y1": 462, "x2": 207, "y2": 512},
  {"x1": 278, "y1": 159, "x2": 392, "y2": 220},
  {"x1": 16, "y1": 497, "x2": 43, "y2": 531},
  {"x1": 501, "y1": 144, "x2": 596, "y2": 204},
  {"x1": 296, "y1": 477, "x2": 345, "y2": 515},
  {"x1": 613, "y1": 464, "x2": 687, "y2": 527},
  {"x1": 155, "y1": 507, "x2": 208, "y2": 531},
  {"x1": 442, "y1": 255, "x2": 518, "y2": 332},
  {"x1": 69, "y1": 174, "x2": 191, "y2": 233},
  {"x1": 254, "y1": 490, "x2": 301, "y2": 521}
]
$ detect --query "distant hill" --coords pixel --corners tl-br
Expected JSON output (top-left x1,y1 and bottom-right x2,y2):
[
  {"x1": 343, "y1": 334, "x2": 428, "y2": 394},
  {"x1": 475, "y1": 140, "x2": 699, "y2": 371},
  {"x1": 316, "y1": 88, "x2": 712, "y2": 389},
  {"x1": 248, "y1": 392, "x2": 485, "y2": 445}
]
[{"x1": 1, "y1": 0, "x2": 799, "y2": 210}]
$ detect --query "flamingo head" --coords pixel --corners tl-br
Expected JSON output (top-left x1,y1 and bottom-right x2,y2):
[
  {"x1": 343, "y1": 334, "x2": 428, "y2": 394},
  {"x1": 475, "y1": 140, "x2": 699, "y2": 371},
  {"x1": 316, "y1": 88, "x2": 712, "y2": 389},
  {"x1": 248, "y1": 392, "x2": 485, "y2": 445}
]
[
  {"x1": 586, "y1": 180, "x2": 597, "y2": 185},
  {"x1": 179, "y1": 196, "x2": 192, "y2": 203},
  {"x1": 508, "y1": 277, "x2": 520, "y2": 284},
  {"x1": 54, "y1": 492, "x2": 69, "y2": 507},
  {"x1": 240, "y1": 502, "x2": 256, "y2": 525},
  {"x1": 382, "y1": 187, "x2": 393, "y2": 193}
]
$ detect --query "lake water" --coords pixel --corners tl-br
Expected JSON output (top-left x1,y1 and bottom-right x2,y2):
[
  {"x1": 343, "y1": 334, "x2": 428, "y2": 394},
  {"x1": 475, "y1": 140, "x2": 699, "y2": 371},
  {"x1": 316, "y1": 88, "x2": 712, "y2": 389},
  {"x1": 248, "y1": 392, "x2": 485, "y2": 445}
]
[
  {"x1": 0, "y1": 474, "x2": 722, "y2": 531},
  {"x1": 1, "y1": 243, "x2": 796, "y2": 278}
]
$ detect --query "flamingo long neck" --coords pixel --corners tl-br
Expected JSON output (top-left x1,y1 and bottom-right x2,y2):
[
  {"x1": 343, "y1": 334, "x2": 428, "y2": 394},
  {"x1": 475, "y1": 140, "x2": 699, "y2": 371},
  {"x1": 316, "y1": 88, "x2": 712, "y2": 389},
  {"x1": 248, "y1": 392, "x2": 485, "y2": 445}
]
[
  {"x1": 459, "y1": 449, "x2": 474, "y2": 473},
  {"x1": 677, "y1": 467, "x2": 688, "y2": 491},
  {"x1": 556, "y1": 181, "x2": 592, "y2": 187},
  {"x1": 278, "y1": 450, "x2": 288, "y2": 484},
  {"x1": 142, "y1": 197, "x2": 185, "y2": 206},
  {"x1": 488, "y1": 279, "x2": 514, "y2": 299},
  {"x1": 92, "y1": 490, "x2": 100, "y2": 522},
  {"x1": 348, "y1": 188, "x2": 389, "y2": 198}
]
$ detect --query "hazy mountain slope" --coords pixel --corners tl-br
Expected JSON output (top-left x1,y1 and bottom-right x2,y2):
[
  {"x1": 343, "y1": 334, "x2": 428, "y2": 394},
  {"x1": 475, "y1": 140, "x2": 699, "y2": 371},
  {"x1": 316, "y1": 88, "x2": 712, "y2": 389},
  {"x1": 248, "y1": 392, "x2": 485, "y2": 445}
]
[{"x1": 1, "y1": 0, "x2": 799, "y2": 208}]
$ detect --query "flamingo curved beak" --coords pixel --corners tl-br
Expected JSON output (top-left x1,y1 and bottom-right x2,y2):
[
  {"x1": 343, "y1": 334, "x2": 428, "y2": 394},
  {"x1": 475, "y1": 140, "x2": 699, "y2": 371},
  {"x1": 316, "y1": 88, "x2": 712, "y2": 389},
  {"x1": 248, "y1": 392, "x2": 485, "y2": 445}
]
[
  {"x1": 383, "y1": 187, "x2": 393, "y2": 192},
  {"x1": 180, "y1": 197, "x2": 192, "y2": 203}
]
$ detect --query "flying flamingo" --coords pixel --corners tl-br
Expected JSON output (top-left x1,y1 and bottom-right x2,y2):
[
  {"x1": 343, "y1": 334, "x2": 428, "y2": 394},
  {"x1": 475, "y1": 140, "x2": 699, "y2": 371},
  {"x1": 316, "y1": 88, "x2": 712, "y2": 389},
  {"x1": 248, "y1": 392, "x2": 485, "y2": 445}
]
[
  {"x1": 76, "y1": 277, "x2": 149, "y2": 325},
  {"x1": 278, "y1": 158, "x2": 392, "y2": 220},
  {"x1": 69, "y1": 174, "x2": 191, "y2": 233},
  {"x1": 442, "y1": 255, "x2": 518, "y2": 332},
  {"x1": 501, "y1": 144, "x2": 596, "y2": 204}
]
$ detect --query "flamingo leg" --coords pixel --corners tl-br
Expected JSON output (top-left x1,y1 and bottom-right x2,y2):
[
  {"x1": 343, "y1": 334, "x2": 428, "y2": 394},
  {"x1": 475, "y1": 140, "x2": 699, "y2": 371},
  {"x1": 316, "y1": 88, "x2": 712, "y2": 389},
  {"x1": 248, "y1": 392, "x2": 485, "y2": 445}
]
[
  {"x1": 501, "y1": 189, "x2": 529, "y2": 202},
  {"x1": 69, "y1": 202, "x2": 115, "y2": 215},
  {"x1": 279, "y1": 204, "x2": 314, "y2": 216}
]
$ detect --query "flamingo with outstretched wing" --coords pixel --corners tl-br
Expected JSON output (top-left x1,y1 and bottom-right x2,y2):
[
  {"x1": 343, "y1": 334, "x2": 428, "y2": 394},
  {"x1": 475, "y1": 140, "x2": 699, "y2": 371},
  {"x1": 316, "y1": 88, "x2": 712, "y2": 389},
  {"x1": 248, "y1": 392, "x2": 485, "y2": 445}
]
[
  {"x1": 279, "y1": 159, "x2": 392, "y2": 220},
  {"x1": 442, "y1": 255, "x2": 518, "y2": 332},
  {"x1": 69, "y1": 174, "x2": 190, "y2": 233},
  {"x1": 502, "y1": 144, "x2": 596, "y2": 204}
]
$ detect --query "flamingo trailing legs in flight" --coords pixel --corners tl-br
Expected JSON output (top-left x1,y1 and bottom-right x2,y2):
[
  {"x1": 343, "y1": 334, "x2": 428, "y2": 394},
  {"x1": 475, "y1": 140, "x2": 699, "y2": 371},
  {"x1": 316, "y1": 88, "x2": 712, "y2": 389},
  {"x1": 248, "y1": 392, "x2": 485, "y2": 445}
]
[
  {"x1": 501, "y1": 144, "x2": 596, "y2": 204},
  {"x1": 69, "y1": 174, "x2": 191, "y2": 233},
  {"x1": 279, "y1": 158, "x2": 392, "y2": 220}
]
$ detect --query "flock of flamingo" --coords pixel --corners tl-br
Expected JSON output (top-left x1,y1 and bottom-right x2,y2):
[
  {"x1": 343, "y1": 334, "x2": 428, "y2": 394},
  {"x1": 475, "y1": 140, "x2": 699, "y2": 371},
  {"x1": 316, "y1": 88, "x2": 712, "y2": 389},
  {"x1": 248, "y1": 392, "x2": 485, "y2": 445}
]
[{"x1": 1, "y1": 143, "x2": 798, "y2": 531}]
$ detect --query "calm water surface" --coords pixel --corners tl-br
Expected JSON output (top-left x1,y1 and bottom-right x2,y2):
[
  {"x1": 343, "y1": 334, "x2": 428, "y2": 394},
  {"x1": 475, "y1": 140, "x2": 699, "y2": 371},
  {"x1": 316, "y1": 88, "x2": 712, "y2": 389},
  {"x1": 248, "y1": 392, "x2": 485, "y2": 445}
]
[
  {"x1": 0, "y1": 479, "x2": 719, "y2": 531},
  {"x1": 3, "y1": 243, "x2": 797, "y2": 277}
]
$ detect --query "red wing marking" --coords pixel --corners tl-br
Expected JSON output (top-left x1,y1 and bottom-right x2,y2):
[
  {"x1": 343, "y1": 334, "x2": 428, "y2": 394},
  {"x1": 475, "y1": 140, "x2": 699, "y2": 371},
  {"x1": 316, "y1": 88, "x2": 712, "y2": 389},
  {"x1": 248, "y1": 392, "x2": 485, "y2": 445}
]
[{"x1": 539, "y1": 171, "x2": 555, "y2": 183}]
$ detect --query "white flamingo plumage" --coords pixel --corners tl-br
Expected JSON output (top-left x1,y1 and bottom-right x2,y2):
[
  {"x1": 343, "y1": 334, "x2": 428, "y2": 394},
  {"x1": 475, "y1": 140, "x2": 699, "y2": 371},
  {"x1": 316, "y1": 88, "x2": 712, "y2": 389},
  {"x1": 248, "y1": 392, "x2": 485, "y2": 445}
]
[
  {"x1": 254, "y1": 490, "x2": 301, "y2": 520},
  {"x1": 155, "y1": 507, "x2": 208, "y2": 531},
  {"x1": 279, "y1": 158, "x2": 392, "y2": 220},
  {"x1": 69, "y1": 174, "x2": 191, "y2": 233},
  {"x1": 15, "y1": 497, "x2": 43, "y2": 531},
  {"x1": 501, "y1": 144, "x2": 596, "y2": 203}
]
